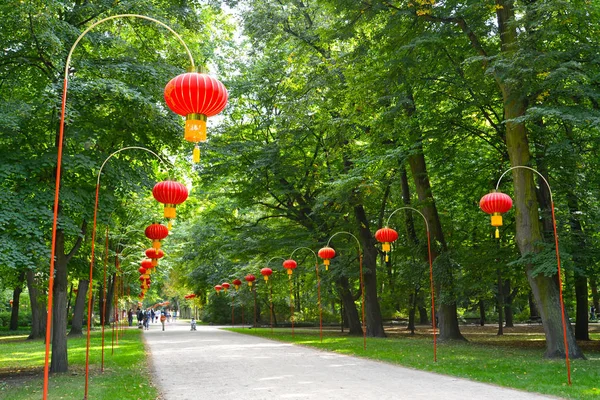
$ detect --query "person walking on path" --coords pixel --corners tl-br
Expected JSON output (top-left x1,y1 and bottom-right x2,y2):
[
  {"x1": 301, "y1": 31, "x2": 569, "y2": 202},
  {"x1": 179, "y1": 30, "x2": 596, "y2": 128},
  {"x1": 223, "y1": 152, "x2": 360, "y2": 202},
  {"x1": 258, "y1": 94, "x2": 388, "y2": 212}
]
[
  {"x1": 127, "y1": 308, "x2": 133, "y2": 327},
  {"x1": 160, "y1": 312, "x2": 166, "y2": 331}
]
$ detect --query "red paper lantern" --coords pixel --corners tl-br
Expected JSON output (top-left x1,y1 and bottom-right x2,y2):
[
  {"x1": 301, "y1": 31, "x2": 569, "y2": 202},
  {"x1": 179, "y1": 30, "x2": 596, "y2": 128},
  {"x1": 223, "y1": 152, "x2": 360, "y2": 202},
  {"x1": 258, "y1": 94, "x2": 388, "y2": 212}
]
[
  {"x1": 479, "y1": 191, "x2": 513, "y2": 238},
  {"x1": 375, "y1": 227, "x2": 399, "y2": 262},
  {"x1": 232, "y1": 279, "x2": 242, "y2": 290},
  {"x1": 221, "y1": 282, "x2": 230, "y2": 292},
  {"x1": 141, "y1": 259, "x2": 155, "y2": 274},
  {"x1": 164, "y1": 71, "x2": 228, "y2": 163},
  {"x1": 145, "y1": 248, "x2": 165, "y2": 267},
  {"x1": 244, "y1": 274, "x2": 256, "y2": 288},
  {"x1": 260, "y1": 268, "x2": 273, "y2": 281},
  {"x1": 145, "y1": 223, "x2": 169, "y2": 249},
  {"x1": 318, "y1": 246, "x2": 336, "y2": 271},
  {"x1": 138, "y1": 266, "x2": 147, "y2": 275},
  {"x1": 214, "y1": 284, "x2": 223, "y2": 295},
  {"x1": 139, "y1": 274, "x2": 150, "y2": 282},
  {"x1": 282, "y1": 259, "x2": 297, "y2": 279},
  {"x1": 153, "y1": 180, "x2": 188, "y2": 229}
]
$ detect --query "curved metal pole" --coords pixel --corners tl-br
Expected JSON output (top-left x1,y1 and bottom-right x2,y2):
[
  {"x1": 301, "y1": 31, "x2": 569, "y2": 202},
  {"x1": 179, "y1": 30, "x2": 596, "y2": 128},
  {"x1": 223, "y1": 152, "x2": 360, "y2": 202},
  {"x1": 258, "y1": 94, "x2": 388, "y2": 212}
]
[
  {"x1": 386, "y1": 207, "x2": 437, "y2": 362},
  {"x1": 290, "y1": 247, "x2": 322, "y2": 342},
  {"x1": 496, "y1": 166, "x2": 571, "y2": 385},
  {"x1": 264, "y1": 257, "x2": 285, "y2": 334},
  {"x1": 326, "y1": 232, "x2": 366, "y2": 350},
  {"x1": 84, "y1": 146, "x2": 169, "y2": 398},
  {"x1": 44, "y1": 15, "x2": 194, "y2": 399}
]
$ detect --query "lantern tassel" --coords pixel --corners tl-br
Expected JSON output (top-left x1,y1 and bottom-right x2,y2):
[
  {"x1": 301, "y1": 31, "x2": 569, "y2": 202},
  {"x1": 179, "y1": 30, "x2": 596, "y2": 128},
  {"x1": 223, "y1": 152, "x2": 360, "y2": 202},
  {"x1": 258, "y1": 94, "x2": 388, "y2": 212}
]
[
  {"x1": 167, "y1": 220, "x2": 173, "y2": 231},
  {"x1": 495, "y1": 227, "x2": 500, "y2": 239},
  {"x1": 385, "y1": 253, "x2": 389, "y2": 262},
  {"x1": 193, "y1": 144, "x2": 200, "y2": 163}
]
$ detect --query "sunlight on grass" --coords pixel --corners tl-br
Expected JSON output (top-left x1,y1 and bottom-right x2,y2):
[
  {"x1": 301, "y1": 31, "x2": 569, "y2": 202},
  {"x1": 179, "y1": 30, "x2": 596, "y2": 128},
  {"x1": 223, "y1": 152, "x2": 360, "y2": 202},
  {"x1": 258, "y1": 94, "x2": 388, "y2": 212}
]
[{"x1": 228, "y1": 327, "x2": 600, "y2": 400}]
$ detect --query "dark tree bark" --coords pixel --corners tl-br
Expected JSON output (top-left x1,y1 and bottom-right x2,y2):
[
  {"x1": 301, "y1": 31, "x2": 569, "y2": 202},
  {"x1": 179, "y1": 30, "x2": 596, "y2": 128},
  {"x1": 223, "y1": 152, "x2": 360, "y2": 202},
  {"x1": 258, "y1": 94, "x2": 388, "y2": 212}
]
[
  {"x1": 503, "y1": 279, "x2": 516, "y2": 328},
  {"x1": 497, "y1": 269, "x2": 504, "y2": 336},
  {"x1": 591, "y1": 278, "x2": 600, "y2": 315},
  {"x1": 417, "y1": 296, "x2": 429, "y2": 325},
  {"x1": 407, "y1": 290, "x2": 418, "y2": 334},
  {"x1": 354, "y1": 204, "x2": 386, "y2": 338},
  {"x1": 478, "y1": 299, "x2": 485, "y2": 326},
  {"x1": 10, "y1": 271, "x2": 25, "y2": 331},
  {"x1": 337, "y1": 277, "x2": 363, "y2": 335},
  {"x1": 408, "y1": 145, "x2": 464, "y2": 341},
  {"x1": 529, "y1": 291, "x2": 539, "y2": 319},
  {"x1": 69, "y1": 279, "x2": 89, "y2": 336},
  {"x1": 26, "y1": 270, "x2": 46, "y2": 340}
]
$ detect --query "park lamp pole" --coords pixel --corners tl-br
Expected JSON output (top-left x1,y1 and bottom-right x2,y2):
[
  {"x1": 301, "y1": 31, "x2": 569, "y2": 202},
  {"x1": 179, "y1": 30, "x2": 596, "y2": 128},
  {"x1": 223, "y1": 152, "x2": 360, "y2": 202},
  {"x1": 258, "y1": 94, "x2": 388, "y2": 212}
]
[
  {"x1": 289, "y1": 247, "x2": 322, "y2": 342},
  {"x1": 325, "y1": 232, "x2": 366, "y2": 351},
  {"x1": 384, "y1": 207, "x2": 437, "y2": 362},
  {"x1": 492, "y1": 166, "x2": 571, "y2": 385},
  {"x1": 43, "y1": 14, "x2": 193, "y2": 399}
]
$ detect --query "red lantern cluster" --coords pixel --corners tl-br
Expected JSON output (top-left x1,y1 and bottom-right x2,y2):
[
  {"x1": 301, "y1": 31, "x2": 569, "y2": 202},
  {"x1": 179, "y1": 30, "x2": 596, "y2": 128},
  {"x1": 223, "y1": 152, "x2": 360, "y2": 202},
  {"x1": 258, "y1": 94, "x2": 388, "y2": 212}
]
[
  {"x1": 184, "y1": 294, "x2": 196, "y2": 300},
  {"x1": 318, "y1": 246, "x2": 336, "y2": 271},
  {"x1": 221, "y1": 282, "x2": 230, "y2": 292},
  {"x1": 164, "y1": 71, "x2": 228, "y2": 163},
  {"x1": 232, "y1": 279, "x2": 242, "y2": 290},
  {"x1": 283, "y1": 259, "x2": 297, "y2": 279},
  {"x1": 153, "y1": 180, "x2": 188, "y2": 230},
  {"x1": 479, "y1": 191, "x2": 513, "y2": 238},
  {"x1": 214, "y1": 284, "x2": 223, "y2": 295},
  {"x1": 260, "y1": 268, "x2": 273, "y2": 281},
  {"x1": 375, "y1": 227, "x2": 399, "y2": 262},
  {"x1": 244, "y1": 274, "x2": 256, "y2": 288},
  {"x1": 146, "y1": 248, "x2": 165, "y2": 267}
]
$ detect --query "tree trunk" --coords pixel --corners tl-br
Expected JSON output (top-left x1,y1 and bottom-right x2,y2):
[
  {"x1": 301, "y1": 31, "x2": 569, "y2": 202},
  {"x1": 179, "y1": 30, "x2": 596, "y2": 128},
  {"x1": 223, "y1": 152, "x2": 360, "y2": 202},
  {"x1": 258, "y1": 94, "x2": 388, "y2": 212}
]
[
  {"x1": 574, "y1": 274, "x2": 589, "y2": 340},
  {"x1": 51, "y1": 230, "x2": 68, "y2": 372},
  {"x1": 591, "y1": 277, "x2": 600, "y2": 315},
  {"x1": 478, "y1": 299, "x2": 485, "y2": 326},
  {"x1": 408, "y1": 147, "x2": 464, "y2": 341},
  {"x1": 497, "y1": 269, "x2": 504, "y2": 336},
  {"x1": 10, "y1": 271, "x2": 25, "y2": 331},
  {"x1": 26, "y1": 270, "x2": 46, "y2": 340},
  {"x1": 105, "y1": 275, "x2": 115, "y2": 325},
  {"x1": 503, "y1": 279, "x2": 514, "y2": 328},
  {"x1": 337, "y1": 277, "x2": 363, "y2": 335},
  {"x1": 407, "y1": 291, "x2": 416, "y2": 334},
  {"x1": 496, "y1": 0, "x2": 583, "y2": 360},
  {"x1": 69, "y1": 279, "x2": 89, "y2": 336},
  {"x1": 417, "y1": 295, "x2": 429, "y2": 325},
  {"x1": 354, "y1": 204, "x2": 386, "y2": 337},
  {"x1": 528, "y1": 291, "x2": 539, "y2": 319}
]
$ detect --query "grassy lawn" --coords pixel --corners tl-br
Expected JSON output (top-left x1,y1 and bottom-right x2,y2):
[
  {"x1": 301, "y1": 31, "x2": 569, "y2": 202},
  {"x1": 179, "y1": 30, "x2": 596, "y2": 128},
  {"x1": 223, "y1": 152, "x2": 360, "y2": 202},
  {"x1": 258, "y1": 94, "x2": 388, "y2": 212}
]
[
  {"x1": 228, "y1": 324, "x2": 600, "y2": 400},
  {"x1": 0, "y1": 326, "x2": 158, "y2": 400}
]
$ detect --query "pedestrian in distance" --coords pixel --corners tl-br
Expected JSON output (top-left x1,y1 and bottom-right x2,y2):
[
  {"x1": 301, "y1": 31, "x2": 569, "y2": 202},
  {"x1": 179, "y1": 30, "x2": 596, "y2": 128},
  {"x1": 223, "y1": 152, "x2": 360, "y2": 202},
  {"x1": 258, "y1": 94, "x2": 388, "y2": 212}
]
[
  {"x1": 190, "y1": 318, "x2": 197, "y2": 331},
  {"x1": 160, "y1": 312, "x2": 167, "y2": 331}
]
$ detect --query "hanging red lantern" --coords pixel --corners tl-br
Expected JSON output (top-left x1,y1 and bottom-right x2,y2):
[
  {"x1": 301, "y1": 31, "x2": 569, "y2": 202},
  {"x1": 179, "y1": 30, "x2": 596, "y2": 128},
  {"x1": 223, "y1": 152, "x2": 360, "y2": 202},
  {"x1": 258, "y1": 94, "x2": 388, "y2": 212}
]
[
  {"x1": 164, "y1": 71, "x2": 228, "y2": 163},
  {"x1": 145, "y1": 223, "x2": 169, "y2": 249},
  {"x1": 260, "y1": 268, "x2": 273, "y2": 281},
  {"x1": 145, "y1": 248, "x2": 165, "y2": 267},
  {"x1": 282, "y1": 259, "x2": 297, "y2": 279},
  {"x1": 221, "y1": 282, "x2": 230, "y2": 292},
  {"x1": 138, "y1": 266, "x2": 147, "y2": 275},
  {"x1": 139, "y1": 274, "x2": 150, "y2": 282},
  {"x1": 245, "y1": 274, "x2": 256, "y2": 288},
  {"x1": 9, "y1": 299, "x2": 13, "y2": 307},
  {"x1": 232, "y1": 279, "x2": 242, "y2": 290},
  {"x1": 318, "y1": 246, "x2": 336, "y2": 271},
  {"x1": 152, "y1": 180, "x2": 188, "y2": 230},
  {"x1": 214, "y1": 284, "x2": 223, "y2": 295},
  {"x1": 375, "y1": 227, "x2": 399, "y2": 262},
  {"x1": 480, "y1": 191, "x2": 513, "y2": 238},
  {"x1": 141, "y1": 259, "x2": 155, "y2": 275}
]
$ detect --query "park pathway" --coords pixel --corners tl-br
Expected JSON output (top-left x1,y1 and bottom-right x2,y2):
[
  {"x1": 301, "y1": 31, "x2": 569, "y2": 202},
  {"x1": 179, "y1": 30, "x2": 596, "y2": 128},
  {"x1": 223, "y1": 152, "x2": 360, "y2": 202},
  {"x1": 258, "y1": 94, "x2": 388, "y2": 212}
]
[{"x1": 143, "y1": 321, "x2": 559, "y2": 400}]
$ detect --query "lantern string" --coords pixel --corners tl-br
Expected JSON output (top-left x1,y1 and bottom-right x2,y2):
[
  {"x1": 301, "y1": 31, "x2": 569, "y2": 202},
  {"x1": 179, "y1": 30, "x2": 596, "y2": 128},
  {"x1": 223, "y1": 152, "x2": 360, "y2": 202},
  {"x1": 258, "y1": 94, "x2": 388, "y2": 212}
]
[
  {"x1": 384, "y1": 207, "x2": 436, "y2": 362},
  {"x1": 496, "y1": 166, "x2": 569, "y2": 385},
  {"x1": 289, "y1": 247, "x2": 322, "y2": 342},
  {"x1": 325, "y1": 232, "x2": 366, "y2": 350}
]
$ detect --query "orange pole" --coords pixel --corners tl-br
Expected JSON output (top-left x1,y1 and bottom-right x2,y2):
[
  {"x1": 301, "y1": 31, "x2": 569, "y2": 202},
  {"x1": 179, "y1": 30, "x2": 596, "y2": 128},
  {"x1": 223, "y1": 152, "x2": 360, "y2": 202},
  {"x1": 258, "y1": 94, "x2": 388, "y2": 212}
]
[
  {"x1": 101, "y1": 226, "x2": 109, "y2": 372},
  {"x1": 269, "y1": 281, "x2": 273, "y2": 334},
  {"x1": 253, "y1": 286, "x2": 257, "y2": 328},
  {"x1": 551, "y1": 202, "x2": 571, "y2": 384},
  {"x1": 84, "y1": 182, "x2": 101, "y2": 399},
  {"x1": 359, "y1": 253, "x2": 366, "y2": 350},
  {"x1": 43, "y1": 76, "x2": 68, "y2": 400},
  {"x1": 427, "y1": 230, "x2": 437, "y2": 362}
]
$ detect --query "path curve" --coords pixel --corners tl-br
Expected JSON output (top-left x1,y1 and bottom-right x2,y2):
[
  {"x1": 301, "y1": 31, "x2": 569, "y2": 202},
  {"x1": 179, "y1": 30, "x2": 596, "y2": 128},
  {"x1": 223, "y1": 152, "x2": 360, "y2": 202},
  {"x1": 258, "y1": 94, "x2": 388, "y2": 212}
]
[{"x1": 143, "y1": 321, "x2": 559, "y2": 400}]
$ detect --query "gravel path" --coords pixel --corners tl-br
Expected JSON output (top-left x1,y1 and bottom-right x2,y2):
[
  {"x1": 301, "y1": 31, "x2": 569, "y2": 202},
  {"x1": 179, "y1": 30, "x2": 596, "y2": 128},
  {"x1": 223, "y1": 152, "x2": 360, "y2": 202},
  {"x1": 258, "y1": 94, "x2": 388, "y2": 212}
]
[{"x1": 143, "y1": 321, "x2": 559, "y2": 400}]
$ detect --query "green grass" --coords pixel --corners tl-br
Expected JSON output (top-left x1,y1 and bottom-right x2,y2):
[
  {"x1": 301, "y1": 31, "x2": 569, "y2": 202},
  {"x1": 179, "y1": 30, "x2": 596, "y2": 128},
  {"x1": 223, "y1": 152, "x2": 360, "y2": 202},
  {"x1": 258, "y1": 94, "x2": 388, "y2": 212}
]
[
  {"x1": 228, "y1": 326, "x2": 600, "y2": 399},
  {"x1": 0, "y1": 326, "x2": 158, "y2": 400}
]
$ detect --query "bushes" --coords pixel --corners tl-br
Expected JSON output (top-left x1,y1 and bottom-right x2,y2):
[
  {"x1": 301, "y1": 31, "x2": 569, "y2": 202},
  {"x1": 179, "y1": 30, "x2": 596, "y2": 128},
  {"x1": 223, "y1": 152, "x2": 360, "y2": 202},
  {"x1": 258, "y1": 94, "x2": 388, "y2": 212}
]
[{"x1": 0, "y1": 311, "x2": 32, "y2": 327}]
